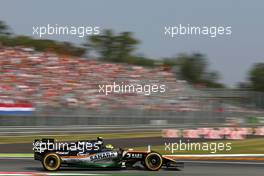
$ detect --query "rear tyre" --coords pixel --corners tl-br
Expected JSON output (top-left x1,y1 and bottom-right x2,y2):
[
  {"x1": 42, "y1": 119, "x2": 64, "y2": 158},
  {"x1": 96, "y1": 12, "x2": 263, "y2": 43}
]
[
  {"x1": 42, "y1": 153, "x2": 61, "y2": 171},
  {"x1": 144, "y1": 152, "x2": 163, "y2": 171}
]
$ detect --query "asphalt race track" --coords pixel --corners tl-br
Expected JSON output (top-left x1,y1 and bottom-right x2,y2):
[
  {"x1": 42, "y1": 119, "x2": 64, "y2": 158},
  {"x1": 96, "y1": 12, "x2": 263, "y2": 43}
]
[
  {"x1": 0, "y1": 158, "x2": 264, "y2": 176},
  {"x1": 1, "y1": 137, "x2": 264, "y2": 175}
]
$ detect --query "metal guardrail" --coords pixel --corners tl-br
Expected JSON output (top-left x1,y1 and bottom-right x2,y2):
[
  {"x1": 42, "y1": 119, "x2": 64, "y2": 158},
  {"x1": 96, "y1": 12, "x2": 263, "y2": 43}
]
[
  {"x1": 0, "y1": 110, "x2": 249, "y2": 126},
  {"x1": 0, "y1": 89, "x2": 263, "y2": 126}
]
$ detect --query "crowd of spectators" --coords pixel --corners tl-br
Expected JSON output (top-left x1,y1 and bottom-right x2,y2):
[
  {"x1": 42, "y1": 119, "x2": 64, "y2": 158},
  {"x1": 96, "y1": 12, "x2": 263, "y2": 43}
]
[{"x1": 0, "y1": 46, "x2": 249, "y2": 114}]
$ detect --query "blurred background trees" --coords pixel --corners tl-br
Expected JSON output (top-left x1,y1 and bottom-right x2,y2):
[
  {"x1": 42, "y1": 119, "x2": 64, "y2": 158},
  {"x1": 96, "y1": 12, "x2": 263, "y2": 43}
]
[
  {"x1": 0, "y1": 21, "x2": 11, "y2": 36},
  {"x1": 163, "y1": 53, "x2": 224, "y2": 88},
  {"x1": 249, "y1": 63, "x2": 264, "y2": 92},
  {"x1": 87, "y1": 30, "x2": 138, "y2": 62},
  {"x1": 0, "y1": 20, "x2": 86, "y2": 57},
  {"x1": 86, "y1": 29, "x2": 156, "y2": 67},
  {"x1": 1, "y1": 20, "x2": 263, "y2": 90}
]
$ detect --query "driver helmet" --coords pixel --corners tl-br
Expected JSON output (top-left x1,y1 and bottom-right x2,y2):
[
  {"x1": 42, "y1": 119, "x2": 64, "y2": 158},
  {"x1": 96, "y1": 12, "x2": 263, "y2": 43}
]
[
  {"x1": 97, "y1": 137, "x2": 103, "y2": 141},
  {"x1": 97, "y1": 137, "x2": 103, "y2": 145}
]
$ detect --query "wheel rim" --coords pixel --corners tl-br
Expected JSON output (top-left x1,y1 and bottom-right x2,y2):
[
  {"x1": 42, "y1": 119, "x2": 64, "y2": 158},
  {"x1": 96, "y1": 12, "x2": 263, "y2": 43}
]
[
  {"x1": 45, "y1": 156, "x2": 58, "y2": 168},
  {"x1": 44, "y1": 154, "x2": 60, "y2": 171},
  {"x1": 146, "y1": 153, "x2": 162, "y2": 170}
]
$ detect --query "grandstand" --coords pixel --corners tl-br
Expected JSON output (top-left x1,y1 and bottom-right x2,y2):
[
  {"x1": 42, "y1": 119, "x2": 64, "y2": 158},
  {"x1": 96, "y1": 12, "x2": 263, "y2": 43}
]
[
  {"x1": 0, "y1": 47, "x2": 263, "y2": 126},
  {"x1": 0, "y1": 47, "x2": 199, "y2": 112}
]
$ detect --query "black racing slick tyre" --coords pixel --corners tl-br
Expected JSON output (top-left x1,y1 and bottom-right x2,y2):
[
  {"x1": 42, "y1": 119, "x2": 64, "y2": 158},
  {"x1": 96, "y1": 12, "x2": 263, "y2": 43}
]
[
  {"x1": 42, "y1": 153, "x2": 61, "y2": 171},
  {"x1": 144, "y1": 152, "x2": 163, "y2": 171}
]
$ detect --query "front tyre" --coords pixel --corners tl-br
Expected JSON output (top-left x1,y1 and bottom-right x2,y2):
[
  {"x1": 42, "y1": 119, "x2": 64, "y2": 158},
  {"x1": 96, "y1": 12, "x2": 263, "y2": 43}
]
[
  {"x1": 144, "y1": 152, "x2": 163, "y2": 171},
  {"x1": 42, "y1": 153, "x2": 61, "y2": 171}
]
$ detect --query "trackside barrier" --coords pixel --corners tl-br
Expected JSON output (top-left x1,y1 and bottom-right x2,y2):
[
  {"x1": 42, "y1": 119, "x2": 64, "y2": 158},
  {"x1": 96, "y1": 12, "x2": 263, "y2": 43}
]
[
  {"x1": 162, "y1": 129, "x2": 181, "y2": 138},
  {"x1": 164, "y1": 154, "x2": 264, "y2": 161},
  {"x1": 255, "y1": 127, "x2": 264, "y2": 135},
  {"x1": 162, "y1": 127, "x2": 264, "y2": 139},
  {"x1": 183, "y1": 129, "x2": 200, "y2": 138}
]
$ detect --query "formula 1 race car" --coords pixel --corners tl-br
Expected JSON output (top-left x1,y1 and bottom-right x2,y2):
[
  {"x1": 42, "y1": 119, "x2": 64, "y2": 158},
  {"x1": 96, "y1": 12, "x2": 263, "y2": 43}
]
[{"x1": 33, "y1": 137, "x2": 183, "y2": 171}]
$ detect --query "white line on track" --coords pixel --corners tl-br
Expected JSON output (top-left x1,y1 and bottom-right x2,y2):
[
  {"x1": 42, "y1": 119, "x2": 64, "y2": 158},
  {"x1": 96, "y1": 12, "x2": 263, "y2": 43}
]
[
  {"x1": 43, "y1": 173, "x2": 106, "y2": 175},
  {"x1": 181, "y1": 160, "x2": 264, "y2": 165},
  {"x1": 0, "y1": 174, "x2": 105, "y2": 176},
  {"x1": 164, "y1": 154, "x2": 264, "y2": 157}
]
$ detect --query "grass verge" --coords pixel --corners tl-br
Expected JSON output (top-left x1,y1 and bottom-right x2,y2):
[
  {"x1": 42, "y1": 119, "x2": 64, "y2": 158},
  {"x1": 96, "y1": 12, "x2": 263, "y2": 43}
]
[{"x1": 0, "y1": 131, "x2": 161, "y2": 144}]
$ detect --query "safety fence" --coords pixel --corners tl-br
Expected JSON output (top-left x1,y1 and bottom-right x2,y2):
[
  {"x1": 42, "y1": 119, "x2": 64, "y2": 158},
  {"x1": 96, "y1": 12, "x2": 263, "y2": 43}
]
[{"x1": 0, "y1": 109, "x2": 257, "y2": 126}]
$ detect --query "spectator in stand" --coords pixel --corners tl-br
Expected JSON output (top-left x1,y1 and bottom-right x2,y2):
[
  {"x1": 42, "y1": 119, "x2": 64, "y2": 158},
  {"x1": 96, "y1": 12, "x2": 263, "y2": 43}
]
[{"x1": 0, "y1": 46, "x2": 214, "y2": 114}]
